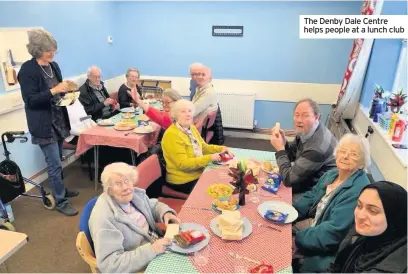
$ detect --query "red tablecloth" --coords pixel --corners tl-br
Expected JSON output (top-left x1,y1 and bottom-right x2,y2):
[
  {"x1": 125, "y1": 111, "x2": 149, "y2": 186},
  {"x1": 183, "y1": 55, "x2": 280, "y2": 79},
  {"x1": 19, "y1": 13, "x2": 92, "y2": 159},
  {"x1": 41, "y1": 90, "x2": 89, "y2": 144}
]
[
  {"x1": 75, "y1": 123, "x2": 161, "y2": 156},
  {"x1": 179, "y1": 167, "x2": 293, "y2": 273}
]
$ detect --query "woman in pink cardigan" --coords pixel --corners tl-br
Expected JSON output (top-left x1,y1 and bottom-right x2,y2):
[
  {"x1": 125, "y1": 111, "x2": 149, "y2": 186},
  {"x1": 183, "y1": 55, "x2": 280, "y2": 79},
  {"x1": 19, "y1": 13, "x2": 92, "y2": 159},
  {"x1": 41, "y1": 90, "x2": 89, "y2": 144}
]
[{"x1": 129, "y1": 88, "x2": 182, "y2": 129}]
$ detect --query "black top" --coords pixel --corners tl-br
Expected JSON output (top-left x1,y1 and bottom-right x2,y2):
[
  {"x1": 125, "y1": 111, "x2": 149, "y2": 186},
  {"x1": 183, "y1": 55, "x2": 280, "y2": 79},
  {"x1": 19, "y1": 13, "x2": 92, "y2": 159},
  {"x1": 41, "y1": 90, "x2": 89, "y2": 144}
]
[
  {"x1": 118, "y1": 83, "x2": 141, "y2": 109},
  {"x1": 17, "y1": 58, "x2": 70, "y2": 140},
  {"x1": 79, "y1": 79, "x2": 118, "y2": 121},
  {"x1": 329, "y1": 181, "x2": 408, "y2": 273}
]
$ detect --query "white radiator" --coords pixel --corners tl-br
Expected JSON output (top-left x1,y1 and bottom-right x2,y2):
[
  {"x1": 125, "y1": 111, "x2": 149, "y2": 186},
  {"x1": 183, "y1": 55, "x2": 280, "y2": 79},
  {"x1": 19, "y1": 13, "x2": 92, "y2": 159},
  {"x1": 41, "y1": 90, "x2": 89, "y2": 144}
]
[{"x1": 217, "y1": 93, "x2": 256, "y2": 129}]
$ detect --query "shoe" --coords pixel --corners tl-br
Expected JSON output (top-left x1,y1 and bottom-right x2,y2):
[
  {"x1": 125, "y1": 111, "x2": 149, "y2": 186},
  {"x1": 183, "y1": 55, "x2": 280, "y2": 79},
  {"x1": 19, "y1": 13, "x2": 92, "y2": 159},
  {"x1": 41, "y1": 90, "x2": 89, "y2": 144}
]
[
  {"x1": 65, "y1": 189, "x2": 79, "y2": 198},
  {"x1": 56, "y1": 203, "x2": 78, "y2": 216}
]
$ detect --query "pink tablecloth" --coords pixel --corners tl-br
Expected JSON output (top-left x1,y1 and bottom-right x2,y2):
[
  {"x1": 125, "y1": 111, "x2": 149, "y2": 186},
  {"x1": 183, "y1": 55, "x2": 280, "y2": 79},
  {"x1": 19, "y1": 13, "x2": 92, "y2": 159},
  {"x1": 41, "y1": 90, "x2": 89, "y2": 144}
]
[
  {"x1": 179, "y1": 167, "x2": 293, "y2": 273},
  {"x1": 75, "y1": 123, "x2": 161, "y2": 156}
]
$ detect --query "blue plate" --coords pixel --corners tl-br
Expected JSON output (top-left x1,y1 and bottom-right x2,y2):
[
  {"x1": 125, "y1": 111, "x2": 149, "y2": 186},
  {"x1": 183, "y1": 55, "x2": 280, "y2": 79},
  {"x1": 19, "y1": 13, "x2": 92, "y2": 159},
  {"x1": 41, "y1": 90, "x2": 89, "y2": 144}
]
[
  {"x1": 120, "y1": 107, "x2": 135, "y2": 113},
  {"x1": 210, "y1": 216, "x2": 253, "y2": 240},
  {"x1": 168, "y1": 223, "x2": 210, "y2": 254}
]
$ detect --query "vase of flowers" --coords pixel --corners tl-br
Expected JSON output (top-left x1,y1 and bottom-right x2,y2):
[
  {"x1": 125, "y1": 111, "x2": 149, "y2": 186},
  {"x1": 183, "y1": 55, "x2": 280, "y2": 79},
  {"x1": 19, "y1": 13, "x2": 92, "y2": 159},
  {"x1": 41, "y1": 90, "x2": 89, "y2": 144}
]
[
  {"x1": 228, "y1": 161, "x2": 258, "y2": 206},
  {"x1": 387, "y1": 89, "x2": 407, "y2": 114}
]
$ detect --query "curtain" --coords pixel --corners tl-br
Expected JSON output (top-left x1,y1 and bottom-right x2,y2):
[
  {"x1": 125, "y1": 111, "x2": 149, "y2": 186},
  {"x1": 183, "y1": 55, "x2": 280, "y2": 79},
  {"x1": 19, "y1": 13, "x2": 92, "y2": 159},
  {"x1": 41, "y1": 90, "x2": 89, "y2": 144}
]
[{"x1": 333, "y1": 0, "x2": 384, "y2": 122}]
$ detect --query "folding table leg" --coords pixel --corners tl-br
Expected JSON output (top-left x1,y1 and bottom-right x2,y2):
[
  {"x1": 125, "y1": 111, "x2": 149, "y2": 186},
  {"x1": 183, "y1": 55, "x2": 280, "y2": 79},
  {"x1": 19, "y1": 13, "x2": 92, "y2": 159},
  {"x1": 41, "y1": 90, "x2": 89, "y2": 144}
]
[{"x1": 94, "y1": 145, "x2": 99, "y2": 190}]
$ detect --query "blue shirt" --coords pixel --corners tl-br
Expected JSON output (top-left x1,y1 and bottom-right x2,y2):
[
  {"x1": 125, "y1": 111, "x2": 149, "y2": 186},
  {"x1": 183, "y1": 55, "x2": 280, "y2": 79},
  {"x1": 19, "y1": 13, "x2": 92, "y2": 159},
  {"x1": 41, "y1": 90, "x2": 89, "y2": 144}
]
[{"x1": 189, "y1": 79, "x2": 198, "y2": 100}]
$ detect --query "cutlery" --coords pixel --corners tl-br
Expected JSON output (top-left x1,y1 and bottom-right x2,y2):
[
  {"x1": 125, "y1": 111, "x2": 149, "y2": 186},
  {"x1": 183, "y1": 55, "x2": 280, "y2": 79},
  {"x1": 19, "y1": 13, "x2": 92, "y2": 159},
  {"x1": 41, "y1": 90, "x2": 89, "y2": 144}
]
[
  {"x1": 182, "y1": 206, "x2": 214, "y2": 212},
  {"x1": 256, "y1": 223, "x2": 282, "y2": 232}
]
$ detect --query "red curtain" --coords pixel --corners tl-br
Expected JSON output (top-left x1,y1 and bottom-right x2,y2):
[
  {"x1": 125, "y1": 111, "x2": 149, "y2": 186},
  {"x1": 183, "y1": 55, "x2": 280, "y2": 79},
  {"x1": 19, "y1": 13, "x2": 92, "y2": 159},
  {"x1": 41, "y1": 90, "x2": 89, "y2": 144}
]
[{"x1": 336, "y1": 0, "x2": 376, "y2": 103}]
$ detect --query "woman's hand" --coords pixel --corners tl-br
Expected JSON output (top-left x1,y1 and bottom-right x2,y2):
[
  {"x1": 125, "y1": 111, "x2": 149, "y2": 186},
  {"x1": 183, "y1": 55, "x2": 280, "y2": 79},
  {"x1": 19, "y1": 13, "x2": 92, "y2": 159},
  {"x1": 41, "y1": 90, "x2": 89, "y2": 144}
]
[
  {"x1": 50, "y1": 81, "x2": 69, "y2": 95},
  {"x1": 221, "y1": 147, "x2": 234, "y2": 158},
  {"x1": 151, "y1": 238, "x2": 172, "y2": 254},
  {"x1": 211, "y1": 153, "x2": 221, "y2": 162},
  {"x1": 163, "y1": 212, "x2": 181, "y2": 225}
]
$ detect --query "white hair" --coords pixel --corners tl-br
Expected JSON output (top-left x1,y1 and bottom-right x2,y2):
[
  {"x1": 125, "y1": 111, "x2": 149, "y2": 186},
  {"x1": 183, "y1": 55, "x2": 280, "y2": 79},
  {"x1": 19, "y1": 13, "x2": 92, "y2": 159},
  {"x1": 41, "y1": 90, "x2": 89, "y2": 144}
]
[
  {"x1": 189, "y1": 62, "x2": 204, "y2": 72},
  {"x1": 334, "y1": 133, "x2": 371, "y2": 170},
  {"x1": 100, "y1": 162, "x2": 138, "y2": 192},
  {"x1": 126, "y1": 67, "x2": 140, "y2": 78},
  {"x1": 87, "y1": 66, "x2": 101, "y2": 77},
  {"x1": 170, "y1": 99, "x2": 195, "y2": 122}
]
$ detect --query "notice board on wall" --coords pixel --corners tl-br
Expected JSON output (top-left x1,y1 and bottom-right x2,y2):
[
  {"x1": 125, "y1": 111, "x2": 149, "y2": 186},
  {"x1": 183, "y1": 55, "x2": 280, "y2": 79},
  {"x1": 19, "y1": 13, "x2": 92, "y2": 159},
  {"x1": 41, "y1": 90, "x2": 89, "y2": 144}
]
[{"x1": 0, "y1": 27, "x2": 44, "y2": 92}]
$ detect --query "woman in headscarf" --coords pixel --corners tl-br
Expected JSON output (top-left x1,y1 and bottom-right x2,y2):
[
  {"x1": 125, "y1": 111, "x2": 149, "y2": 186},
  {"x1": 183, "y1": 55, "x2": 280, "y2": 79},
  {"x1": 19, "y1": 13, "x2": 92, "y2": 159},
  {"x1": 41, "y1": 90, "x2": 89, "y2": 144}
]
[
  {"x1": 292, "y1": 133, "x2": 371, "y2": 272},
  {"x1": 329, "y1": 181, "x2": 407, "y2": 273}
]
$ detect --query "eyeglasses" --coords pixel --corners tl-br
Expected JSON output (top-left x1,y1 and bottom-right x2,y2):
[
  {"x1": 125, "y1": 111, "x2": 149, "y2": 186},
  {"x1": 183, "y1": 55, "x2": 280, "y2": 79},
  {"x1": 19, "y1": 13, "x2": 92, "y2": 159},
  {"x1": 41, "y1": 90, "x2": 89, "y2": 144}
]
[
  {"x1": 112, "y1": 179, "x2": 132, "y2": 188},
  {"x1": 162, "y1": 100, "x2": 174, "y2": 106},
  {"x1": 338, "y1": 149, "x2": 360, "y2": 160}
]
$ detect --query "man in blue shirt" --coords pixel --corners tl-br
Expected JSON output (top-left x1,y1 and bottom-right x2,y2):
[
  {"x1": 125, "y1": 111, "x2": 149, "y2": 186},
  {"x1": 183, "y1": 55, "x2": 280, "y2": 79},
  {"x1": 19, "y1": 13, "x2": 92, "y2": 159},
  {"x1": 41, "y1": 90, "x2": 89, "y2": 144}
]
[{"x1": 189, "y1": 62, "x2": 204, "y2": 100}]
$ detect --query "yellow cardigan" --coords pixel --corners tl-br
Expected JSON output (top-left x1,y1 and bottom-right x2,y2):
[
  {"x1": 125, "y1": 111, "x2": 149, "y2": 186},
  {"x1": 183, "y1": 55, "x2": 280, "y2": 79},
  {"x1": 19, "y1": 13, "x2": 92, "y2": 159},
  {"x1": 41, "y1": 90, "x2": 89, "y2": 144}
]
[{"x1": 162, "y1": 124, "x2": 224, "y2": 185}]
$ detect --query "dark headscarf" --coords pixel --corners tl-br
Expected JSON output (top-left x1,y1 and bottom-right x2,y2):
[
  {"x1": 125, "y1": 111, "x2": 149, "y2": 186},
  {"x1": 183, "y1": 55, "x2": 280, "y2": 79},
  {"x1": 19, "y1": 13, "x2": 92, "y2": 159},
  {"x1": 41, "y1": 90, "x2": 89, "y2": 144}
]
[{"x1": 342, "y1": 181, "x2": 407, "y2": 272}]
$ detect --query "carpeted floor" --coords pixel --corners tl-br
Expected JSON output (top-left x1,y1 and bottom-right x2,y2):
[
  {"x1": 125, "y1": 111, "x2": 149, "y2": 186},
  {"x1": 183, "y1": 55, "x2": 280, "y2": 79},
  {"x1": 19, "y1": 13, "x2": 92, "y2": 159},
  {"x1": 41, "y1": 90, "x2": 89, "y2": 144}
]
[{"x1": 2, "y1": 136, "x2": 274, "y2": 273}]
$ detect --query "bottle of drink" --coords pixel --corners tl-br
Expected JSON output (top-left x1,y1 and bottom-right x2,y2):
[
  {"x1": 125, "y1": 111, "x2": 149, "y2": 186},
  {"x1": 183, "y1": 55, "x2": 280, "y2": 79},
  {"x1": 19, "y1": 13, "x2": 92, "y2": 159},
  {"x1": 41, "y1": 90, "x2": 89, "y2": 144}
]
[
  {"x1": 392, "y1": 119, "x2": 406, "y2": 142},
  {"x1": 388, "y1": 112, "x2": 399, "y2": 135}
]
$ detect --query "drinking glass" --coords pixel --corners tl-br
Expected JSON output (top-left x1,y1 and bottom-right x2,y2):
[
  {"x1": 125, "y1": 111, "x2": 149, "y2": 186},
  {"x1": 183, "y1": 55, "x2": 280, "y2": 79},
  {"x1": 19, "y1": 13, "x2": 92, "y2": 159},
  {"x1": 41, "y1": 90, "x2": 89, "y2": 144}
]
[
  {"x1": 193, "y1": 245, "x2": 210, "y2": 266},
  {"x1": 249, "y1": 186, "x2": 260, "y2": 203}
]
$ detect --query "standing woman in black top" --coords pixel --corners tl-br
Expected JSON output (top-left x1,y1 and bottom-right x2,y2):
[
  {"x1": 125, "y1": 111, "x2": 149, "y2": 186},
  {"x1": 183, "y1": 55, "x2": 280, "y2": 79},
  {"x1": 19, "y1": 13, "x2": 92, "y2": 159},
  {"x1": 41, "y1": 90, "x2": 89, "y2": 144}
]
[
  {"x1": 118, "y1": 67, "x2": 142, "y2": 109},
  {"x1": 18, "y1": 29, "x2": 79, "y2": 216}
]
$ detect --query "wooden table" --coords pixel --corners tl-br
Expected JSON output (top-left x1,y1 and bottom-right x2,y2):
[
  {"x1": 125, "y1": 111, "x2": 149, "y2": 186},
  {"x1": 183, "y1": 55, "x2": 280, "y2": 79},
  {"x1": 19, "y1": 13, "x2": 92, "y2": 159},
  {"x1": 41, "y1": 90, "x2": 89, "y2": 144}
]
[{"x1": 0, "y1": 229, "x2": 28, "y2": 265}]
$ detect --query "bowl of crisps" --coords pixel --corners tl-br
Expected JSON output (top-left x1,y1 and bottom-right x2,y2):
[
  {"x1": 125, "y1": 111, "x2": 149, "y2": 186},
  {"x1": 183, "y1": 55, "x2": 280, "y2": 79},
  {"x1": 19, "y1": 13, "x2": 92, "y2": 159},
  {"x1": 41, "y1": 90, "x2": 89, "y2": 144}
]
[
  {"x1": 122, "y1": 112, "x2": 135, "y2": 119},
  {"x1": 212, "y1": 197, "x2": 239, "y2": 212},
  {"x1": 207, "y1": 184, "x2": 233, "y2": 199}
]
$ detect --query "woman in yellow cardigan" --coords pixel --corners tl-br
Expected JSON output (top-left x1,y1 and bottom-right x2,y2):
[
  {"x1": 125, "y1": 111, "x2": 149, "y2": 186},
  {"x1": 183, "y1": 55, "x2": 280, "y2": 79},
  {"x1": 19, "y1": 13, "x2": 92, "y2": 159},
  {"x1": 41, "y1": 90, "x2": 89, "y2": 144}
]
[{"x1": 161, "y1": 99, "x2": 234, "y2": 194}]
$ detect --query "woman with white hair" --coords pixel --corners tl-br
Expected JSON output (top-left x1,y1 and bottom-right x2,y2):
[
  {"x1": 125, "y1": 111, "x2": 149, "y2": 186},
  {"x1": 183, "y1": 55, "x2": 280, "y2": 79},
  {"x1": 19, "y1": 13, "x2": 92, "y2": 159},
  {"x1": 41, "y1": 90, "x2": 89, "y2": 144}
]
[
  {"x1": 118, "y1": 67, "x2": 142, "y2": 109},
  {"x1": 161, "y1": 99, "x2": 233, "y2": 194},
  {"x1": 17, "y1": 29, "x2": 79, "y2": 216},
  {"x1": 292, "y1": 133, "x2": 371, "y2": 273},
  {"x1": 89, "y1": 162, "x2": 180, "y2": 273}
]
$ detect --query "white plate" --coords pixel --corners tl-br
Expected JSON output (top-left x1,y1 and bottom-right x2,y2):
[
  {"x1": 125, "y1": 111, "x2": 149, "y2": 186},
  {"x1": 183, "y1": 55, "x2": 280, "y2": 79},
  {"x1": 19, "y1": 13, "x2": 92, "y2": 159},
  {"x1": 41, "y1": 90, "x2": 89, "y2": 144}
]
[
  {"x1": 210, "y1": 216, "x2": 252, "y2": 240},
  {"x1": 120, "y1": 107, "x2": 136, "y2": 113},
  {"x1": 257, "y1": 201, "x2": 298, "y2": 224},
  {"x1": 114, "y1": 126, "x2": 132, "y2": 131},
  {"x1": 133, "y1": 126, "x2": 155, "y2": 134},
  {"x1": 260, "y1": 161, "x2": 279, "y2": 174},
  {"x1": 214, "y1": 157, "x2": 236, "y2": 166},
  {"x1": 97, "y1": 119, "x2": 114, "y2": 126},
  {"x1": 168, "y1": 223, "x2": 210, "y2": 254}
]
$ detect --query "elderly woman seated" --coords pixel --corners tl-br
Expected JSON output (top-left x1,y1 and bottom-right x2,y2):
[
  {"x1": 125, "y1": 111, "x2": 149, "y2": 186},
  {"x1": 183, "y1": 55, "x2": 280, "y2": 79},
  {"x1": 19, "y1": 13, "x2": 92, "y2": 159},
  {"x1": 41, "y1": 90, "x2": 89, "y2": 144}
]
[
  {"x1": 161, "y1": 99, "x2": 233, "y2": 194},
  {"x1": 292, "y1": 133, "x2": 371, "y2": 273},
  {"x1": 118, "y1": 68, "x2": 142, "y2": 109},
  {"x1": 129, "y1": 88, "x2": 182, "y2": 129},
  {"x1": 89, "y1": 162, "x2": 181, "y2": 273},
  {"x1": 329, "y1": 181, "x2": 407, "y2": 273}
]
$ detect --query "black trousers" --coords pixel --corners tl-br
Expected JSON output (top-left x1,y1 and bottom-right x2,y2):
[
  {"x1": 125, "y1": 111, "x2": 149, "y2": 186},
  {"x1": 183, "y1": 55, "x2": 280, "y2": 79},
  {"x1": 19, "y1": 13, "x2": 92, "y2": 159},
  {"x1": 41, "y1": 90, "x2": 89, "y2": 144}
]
[{"x1": 164, "y1": 179, "x2": 199, "y2": 194}]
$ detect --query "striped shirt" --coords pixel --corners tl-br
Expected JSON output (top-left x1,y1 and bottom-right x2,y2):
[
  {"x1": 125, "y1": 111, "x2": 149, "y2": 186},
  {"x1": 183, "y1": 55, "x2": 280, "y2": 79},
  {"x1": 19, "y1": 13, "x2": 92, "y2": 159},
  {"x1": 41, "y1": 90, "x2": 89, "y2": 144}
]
[{"x1": 276, "y1": 123, "x2": 337, "y2": 194}]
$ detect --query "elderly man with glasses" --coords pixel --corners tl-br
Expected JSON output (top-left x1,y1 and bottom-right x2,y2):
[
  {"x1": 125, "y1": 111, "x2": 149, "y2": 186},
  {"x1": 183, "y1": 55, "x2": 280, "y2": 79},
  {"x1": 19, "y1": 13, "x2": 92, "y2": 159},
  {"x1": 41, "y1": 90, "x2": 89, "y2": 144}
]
[{"x1": 79, "y1": 66, "x2": 119, "y2": 121}]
